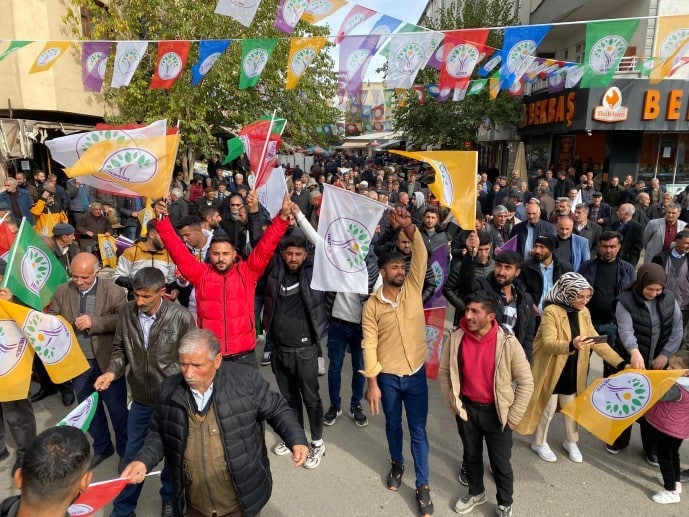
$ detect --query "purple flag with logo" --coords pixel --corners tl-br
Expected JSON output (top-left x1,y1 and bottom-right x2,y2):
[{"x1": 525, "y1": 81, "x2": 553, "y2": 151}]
[
  {"x1": 274, "y1": 0, "x2": 310, "y2": 34},
  {"x1": 424, "y1": 244, "x2": 448, "y2": 309},
  {"x1": 338, "y1": 35, "x2": 380, "y2": 96},
  {"x1": 82, "y1": 42, "x2": 110, "y2": 92},
  {"x1": 496, "y1": 235, "x2": 518, "y2": 255}
]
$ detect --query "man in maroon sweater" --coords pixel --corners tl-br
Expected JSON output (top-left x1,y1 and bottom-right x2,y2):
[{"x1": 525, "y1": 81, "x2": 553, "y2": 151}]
[{"x1": 153, "y1": 193, "x2": 294, "y2": 366}]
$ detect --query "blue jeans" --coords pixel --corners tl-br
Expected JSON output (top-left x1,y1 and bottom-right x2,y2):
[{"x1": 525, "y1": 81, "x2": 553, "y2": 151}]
[
  {"x1": 120, "y1": 225, "x2": 138, "y2": 241},
  {"x1": 71, "y1": 359, "x2": 128, "y2": 457},
  {"x1": 111, "y1": 401, "x2": 171, "y2": 517},
  {"x1": 327, "y1": 319, "x2": 364, "y2": 409},
  {"x1": 377, "y1": 367, "x2": 430, "y2": 487}
]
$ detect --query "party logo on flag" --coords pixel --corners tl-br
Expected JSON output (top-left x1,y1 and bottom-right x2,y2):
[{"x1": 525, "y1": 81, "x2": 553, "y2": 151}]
[
  {"x1": 324, "y1": 218, "x2": 371, "y2": 273},
  {"x1": 589, "y1": 36, "x2": 629, "y2": 74},
  {"x1": 23, "y1": 310, "x2": 73, "y2": 365},
  {"x1": 199, "y1": 53, "x2": 222, "y2": 75},
  {"x1": 117, "y1": 47, "x2": 143, "y2": 76},
  {"x1": 446, "y1": 44, "x2": 481, "y2": 78},
  {"x1": 0, "y1": 324, "x2": 29, "y2": 376},
  {"x1": 307, "y1": 0, "x2": 337, "y2": 16},
  {"x1": 157, "y1": 52, "x2": 184, "y2": 80},
  {"x1": 291, "y1": 47, "x2": 318, "y2": 77},
  {"x1": 35, "y1": 46, "x2": 62, "y2": 67},
  {"x1": 243, "y1": 47, "x2": 270, "y2": 78},
  {"x1": 431, "y1": 160, "x2": 454, "y2": 206},
  {"x1": 660, "y1": 29, "x2": 689, "y2": 58},
  {"x1": 101, "y1": 148, "x2": 158, "y2": 183},
  {"x1": 590, "y1": 372, "x2": 651, "y2": 419},
  {"x1": 392, "y1": 42, "x2": 426, "y2": 75},
  {"x1": 593, "y1": 87, "x2": 628, "y2": 122},
  {"x1": 68, "y1": 504, "x2": 95, "y2": 516},
  {"x1": 58, "y1": 392, "x2": 99, "y2": 430},
  {"x1": 280, "y1": 0, "x2": 310, "y2": 29},
  {"x1": 21, "y1": 247, "x2": 52, "y2": 296},
  {"x1": 506, "y1": 40, "x2": 538, "y2": 76}
]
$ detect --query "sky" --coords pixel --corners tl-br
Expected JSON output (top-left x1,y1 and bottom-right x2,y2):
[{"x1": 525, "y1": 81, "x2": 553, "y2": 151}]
[{"x1": 316, "y1": 0, "x2": 431, "y2": 81}]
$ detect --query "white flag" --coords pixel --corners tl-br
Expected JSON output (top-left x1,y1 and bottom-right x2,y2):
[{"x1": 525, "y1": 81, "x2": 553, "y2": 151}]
[
  {"x1": 111, "y1": 42, "x2": 148, "y2": 88},
  {"x1": 311, "y1": 184, "x2": 387, "y2": 294},
  {"x1": 386, "y1": 32, "x2": 443, "y2": 89},
  {"x1": 256, "y1": 167, "x2": 288, "y2": 218},
  {"x1": 214, "y1": 0, "x2": 263, "y2": 28},
  {"x1": 571, "y1": 188, "x2": 583, "y2": 213},
  {"x1": 565, "y1": 65, "x2": 585, "y2": 89}
]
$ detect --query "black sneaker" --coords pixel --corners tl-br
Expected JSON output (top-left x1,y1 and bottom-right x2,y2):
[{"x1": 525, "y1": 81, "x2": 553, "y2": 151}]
[
  {"x1": 646, "y1": 453, "x2": 660, "y2": 467},
  {"x1": 415, "y1": 484, "x2": 434, "y2": 516},
  {"x1": 458, "y1": 462, "x2": 468, "y2": 486},
  {"x1": 350, "y1": 405, "x2": 368, "y2": 427},
  {"x1": 323, "y1": 405, "x2": 342, "y2": 426},
  {"x1": 387, "y1": 460, "x2": 404, "y2": 491}
]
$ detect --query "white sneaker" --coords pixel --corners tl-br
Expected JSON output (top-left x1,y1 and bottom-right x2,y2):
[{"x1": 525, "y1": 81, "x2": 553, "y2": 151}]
[
  {"x1": 562, "y1": 441, "x2": 583, "y2": 463},
  {"x1": 274, "y1": 441, "x2": 291, "y2": 456},
  {"x1": 531, "y1": 442, "x2": 557, "y2": 462},
  {"x1": 676, "y1": 482, "x2": 682, "y2": 494},
  {"x1": 303, "y1": 441, "x2": 325, "y2": 469},
  {"x1": 317, "y1": 357, "x2": 326, "y2": 376},
  {"x1": 652, "y1": 490, "x2": 680, "y2": 504}
]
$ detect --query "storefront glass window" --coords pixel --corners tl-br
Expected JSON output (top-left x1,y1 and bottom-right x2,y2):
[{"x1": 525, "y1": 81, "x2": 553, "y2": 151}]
[
  {"x1": 525, "y1": 135, "x2": 552, "y2": 172},
  {"x1": 638, "y1": 133, "x2": 689, "y2": 184}
]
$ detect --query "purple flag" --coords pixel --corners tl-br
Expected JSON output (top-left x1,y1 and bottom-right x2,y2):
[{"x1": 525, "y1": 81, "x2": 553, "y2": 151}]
[
  {"x1": 496, "y1": 235, "x2": 518, "y2": 254},
  {"x1": 82, "y1": 42, "x2": 110, "y2": 92},
  {"x1": 424, "y1": 244, "x2": 448, "y2": 310},
  {"x1": 547, "y1": 70, "x2": 565, "y2": 93},
  {"x1": 426, "y1": 42, "x2": 445, "y2": 70},
  {"x1": 338, "y1": 35, "x2": 380, "y2": 96},
  {"x1": 274, "y1": 0, "x2": 310, "y2": 35}
]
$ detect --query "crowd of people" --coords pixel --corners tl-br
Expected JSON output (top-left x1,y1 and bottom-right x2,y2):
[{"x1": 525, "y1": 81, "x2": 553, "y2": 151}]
[{"x1": 0, "y1": 154, "x2": 688, "y2": 517}]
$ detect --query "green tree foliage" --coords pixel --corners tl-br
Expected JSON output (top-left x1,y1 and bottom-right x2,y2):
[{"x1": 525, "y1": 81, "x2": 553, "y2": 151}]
[
  {"x1": 393, "y1": 0, "x2": 521, "y2": 149},
  {"x1": 64, "y1": 0, "x2": 339, "y2": 157}
]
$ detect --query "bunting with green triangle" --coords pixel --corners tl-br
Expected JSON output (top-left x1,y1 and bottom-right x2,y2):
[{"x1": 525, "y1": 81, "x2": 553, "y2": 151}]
[
  {"x1": 239, "y1": 39, "x2": 279, "y2": 89},
  {"x1": 580, "y1": 19, "x2": 640, "y2": 88}
]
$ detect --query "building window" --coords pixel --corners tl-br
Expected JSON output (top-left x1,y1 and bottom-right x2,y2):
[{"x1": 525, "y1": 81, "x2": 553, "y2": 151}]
[
  {"x1": 80, "y1": 3, "x2": 104, "y2": 38},
  {"x1": 575, "y1": 42, "x2": 583, "y2": 63}
]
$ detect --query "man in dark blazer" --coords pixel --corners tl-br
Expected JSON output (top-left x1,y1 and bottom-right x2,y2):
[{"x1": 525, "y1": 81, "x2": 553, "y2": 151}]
[
  {"x1": 588, "y1": 192, "x2": 613, "y2": 228},
  {"x1": 510, "y1": 202, "x2": 556, "y2": 260},
  {"x1": 613, "y1": 203, "x2": 644, "y2": 266}
]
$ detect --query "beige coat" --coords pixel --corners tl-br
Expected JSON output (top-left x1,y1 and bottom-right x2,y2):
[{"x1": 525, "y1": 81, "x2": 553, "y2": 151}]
[
  {"x1": 438, "y1": 324, "x2": 534, "y2": 429},
  {"x1": 516, "y1": 303, "x2": 625, "y2": 435}
]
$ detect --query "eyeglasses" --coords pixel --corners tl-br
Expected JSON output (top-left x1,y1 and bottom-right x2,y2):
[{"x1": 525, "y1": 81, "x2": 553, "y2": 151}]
[{"x1": 230, "y1": 203, "x2": 242, "y2": 207}]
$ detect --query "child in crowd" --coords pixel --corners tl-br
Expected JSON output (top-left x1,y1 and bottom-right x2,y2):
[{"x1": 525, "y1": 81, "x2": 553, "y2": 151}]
[{"x1": 644, "y1": 350, "x2": 689, "y2": 504}]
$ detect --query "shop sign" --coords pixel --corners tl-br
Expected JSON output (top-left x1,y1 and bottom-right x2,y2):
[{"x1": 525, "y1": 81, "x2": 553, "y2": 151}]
[
  {"x1": 593, "y1": 87, "x2": 628, "y2": 122},
  {"x1": 522, "y1": 92, "x2": 576, "y2": 127},
  {"x1": 642, "y1": 89, "x2": 688, "y2": 121}
]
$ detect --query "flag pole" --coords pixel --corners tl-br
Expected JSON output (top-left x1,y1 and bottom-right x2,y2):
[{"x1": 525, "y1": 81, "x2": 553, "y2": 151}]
[{"x1": 255, "y1": 110, "x2": 277, "y2": 182}]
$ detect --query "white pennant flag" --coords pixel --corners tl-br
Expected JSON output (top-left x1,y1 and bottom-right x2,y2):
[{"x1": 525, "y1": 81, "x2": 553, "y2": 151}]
[
  {"x1": 571, "y1": 188, "x2": 583, "y2": 213},
  {"x1": 311, "y1": 184, "x2": 387, "y2": 294},
  {"x1": 386, "y1": 32, "x2": 443, "y2": 89},
  {"x1": 214, "y1": 0, "x2": 263, "y2": 28},
  {"x1": 111, "y1": 42, "x2": 148, "y2": 88},
  {"x1": 565, "y1": 65, "x2": 585, "y2": 89},
  {"x1": 256, "y1": 166, "x2": 288, "y2": 218}
]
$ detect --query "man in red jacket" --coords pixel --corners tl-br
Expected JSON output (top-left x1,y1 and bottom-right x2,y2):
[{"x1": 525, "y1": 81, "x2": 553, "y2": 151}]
[{"x1": 153, "y1": 193, "x2": 293, "y2": 366}]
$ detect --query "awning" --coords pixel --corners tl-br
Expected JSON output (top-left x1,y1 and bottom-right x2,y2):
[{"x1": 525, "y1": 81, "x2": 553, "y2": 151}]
[
  {"x1": 374, "y1": 139, "x2": 403, "y2": 150},
  {"x1": 341, "y1": 141, "x2": 369, "y2": 149}
]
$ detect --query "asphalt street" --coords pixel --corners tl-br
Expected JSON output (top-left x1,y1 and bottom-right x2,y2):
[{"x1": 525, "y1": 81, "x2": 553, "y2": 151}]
[{"x1": 1, "y1": 340, "x2": 687, "y2": 517}]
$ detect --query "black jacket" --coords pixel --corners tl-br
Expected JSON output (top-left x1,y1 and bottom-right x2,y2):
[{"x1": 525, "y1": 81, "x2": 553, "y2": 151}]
[
  {"x1": 135, "y1": 362, "x2": 308, "y2": 517},
  {"x1": 519, "y1": 257, "x2": 573, "y2": 307},
  {"x1": 509, "y1": 220, "x2": 556, "y2": 258},
  {"x1": 614, "y1": 219, "x2": 644, "y2": 266}
]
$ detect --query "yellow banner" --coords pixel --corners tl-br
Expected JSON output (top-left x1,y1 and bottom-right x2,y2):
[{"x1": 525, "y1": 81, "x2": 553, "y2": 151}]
[
  {"x1": 653, "y1": 14, "x2": 689, "y2": 59},
  {"x1": 650, "y1": 35, "x2": 689, "y2": 83},
  {"x1": 137, "y1": 198, "x2": 155, "y2": 237},
  {"x1": 560, "y1": 369, "x2": 686, "y2": 445},
  {"x1": 301, "y1": 0, "x2": 348, "y2": 24},
  {"x1": 286, "y1": 37, "x2": 328, "y2": 90},
  {"x1": 29, "y1": 41, "x2": 72, "y2": 74},
  {"x1": 390, "y1": 150, "x2": 478, "y2": 230},
  {"x1": 0, "y1": 299, "x2": 88, "y2": 384},
  {"x1": 0, "y1": 315, "x2": 34, "y2": 402},
  {"x1": 98, "y1": 234, "x2": 118, "y2": 269},
  {"x1": 65, "y1": 134, "x2": 180, "y2": 200}
]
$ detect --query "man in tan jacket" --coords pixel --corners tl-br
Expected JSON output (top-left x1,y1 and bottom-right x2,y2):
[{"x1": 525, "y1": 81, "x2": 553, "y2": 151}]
[{"x1": 439, "y1": 291, "x2": 533, "y2": 517}]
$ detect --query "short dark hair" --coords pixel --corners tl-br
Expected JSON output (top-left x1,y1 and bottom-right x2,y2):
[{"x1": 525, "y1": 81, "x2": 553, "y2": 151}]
[
  {"x1": 378, "y1": 249, "x2": 406, "y2": 268},
  {"x1": 464, "y1": 291, "x2": 499, "y2": 315},
  {"x1": 21, "y1": 426, "x2": 90, "y2": 504},
  {"x1": 210, "y1": 235, "x2": 234, "y2": 249},
  {"x1": 145, "y1": 220, "x2": 157, "y2": 234},
  {"x1": 477, "y1": 231, "x2": 492, "y2": 247},
  {"x1": 132, "y1": 267, "x2": 166, "y2": 291},
  {"x1": 494, "y1": 250, "x2": 522, "y2": 267},
  {"x1": 281, "y1": 236, "x2": 307, "y2": 251},
  {"x1": 599, "y1": 230, "x2": 623, "y2": 244},
  {"x1": 422, "y1": 206, "x2": 439, "y2": 217},
  {"x1": 675, "y1": 230, "x2": 689, "y2": 242},
  {"x1": 198, "y1": 205, "x2": 220, "y2": 220},
  {"x1": 175, "y1": 215, "x2": 201, "y2": 231}
]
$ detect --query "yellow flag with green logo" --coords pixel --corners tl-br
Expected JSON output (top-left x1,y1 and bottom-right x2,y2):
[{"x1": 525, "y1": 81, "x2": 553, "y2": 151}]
[
  {"x1": 98, "y1": 234, "x2": 118, "y2": 269},
  {"x1": 29, "y1": 41, "x2": 72, "y2": 74},
  {"x1": 560, "y1": 369, "x2": 686, "y2": 444},
  {"x1": 0, "y1": 309, "x2": 34, "y2": 402}
]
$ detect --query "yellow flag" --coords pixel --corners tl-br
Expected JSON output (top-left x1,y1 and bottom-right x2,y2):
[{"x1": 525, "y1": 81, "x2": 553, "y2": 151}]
[
  {"x1": 98, "y1": 234, "x2": 118, "y2": 269},
  {"x1": 390, "y1": 150, "x2": 478, "y2": 230},
  {"x1": 0, "y1": 311, "x2": 35, "y2": 402},
  {"x1": 489, "y1": 74, "x2": 500, "y2": 100},
  {"x1": 29, "y1": 41, "x2": 72, "y2": 74},
  {"x1": 560, "y1": 369, "x2": 686, "y2": 445},
  {"x1": 286, "y1": 37, "x2": 328, "y2": 90},
  {"x1": 0, "y1": 299, "x2": 88, "y2": 384},
  {"x1": 650, "y1": 35, "x2": 689, "y2": 83},
  {"x1": 137, "y1": 198, "x2": 155, "y2": 237},
  {"x1": 301, "y1": 0, "x2": 348, "y2": 24},
  {"x1": 65, "y1": 133, "x2": 180, "y2": 200}
]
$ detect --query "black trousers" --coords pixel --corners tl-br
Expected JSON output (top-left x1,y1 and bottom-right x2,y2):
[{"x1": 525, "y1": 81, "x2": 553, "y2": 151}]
[
  {"x1": 458, "y1": 401, "x2": 514, "y2": 506},
  {"x1": 272, "y1": 345, "x2": 324, "y2": 442},
  {"x1": 0, "y1": 399, "x2": 36, "y2": 463},
  {"x1": 648, "y1": 425, "x2": 683, "y2": 490},
  {"x1": 612, "y1": 415, "x2": 657, "y2": 455}
]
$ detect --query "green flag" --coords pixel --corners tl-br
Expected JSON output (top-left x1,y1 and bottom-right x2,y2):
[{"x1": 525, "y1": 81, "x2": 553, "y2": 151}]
[
  {"x1": 222, "y1": 137, "x2": 244, "y2": 166},
  {"x1": 1, "y1": 218, "x2": 69, "y2": 310},
  {"x1": 466, "y1": 79, "x2": 488, "y2": 96},
  {"x1": 58, "y1": 392, "x2": 99, "y2": 431},
  {"x1": 0, "y1": 41, "x2": 32, "y2": 62},
  {"x1": 378, "y1": 23, "x2": 424, "y2": 58},
  {"x1": 580, "y1": 19, "x2": 640, "y2": 88},
  {"x1": 258, "y1": 115, "x2": 287, "y2": 135},
  {"x1": 239, "y1": 39, "x2": 278, "y2": 89}
]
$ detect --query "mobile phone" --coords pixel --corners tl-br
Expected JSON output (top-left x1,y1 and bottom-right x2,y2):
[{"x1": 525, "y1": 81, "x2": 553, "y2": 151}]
[{"x1": 587, "y1": 336, "x2": 608, "y2": 344}]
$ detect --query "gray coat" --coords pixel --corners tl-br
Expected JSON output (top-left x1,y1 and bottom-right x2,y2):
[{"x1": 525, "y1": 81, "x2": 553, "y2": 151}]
[{"x1": 642, "y1": 218, "x2": 687, "y2": 265}]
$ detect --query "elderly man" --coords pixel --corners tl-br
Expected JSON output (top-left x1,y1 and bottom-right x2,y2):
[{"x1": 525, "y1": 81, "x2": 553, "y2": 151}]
[
  {"x1": 121, "y1": 329, "x2": 309, "y2": 517},
  {"x1": 167, "y1": 188, "x2": 188, "y2": 227},
  {"x1": 588, "y1": 191, "x2": 612, "y2": 228},
  {"x1": 548, "y1": 197, "x2": 573, "y2": 226},
  {"x1": 648, "y1": 191, "x2": 675, "y2": 220},
  {"x1": 50, "y1": 252, "x2": 128, "y2": 468},
  {"x1": 633, "y1": 192, "x2": 651, "y2": 228},
  {"x1": 0, "y1": 177, "x2": 34, "y2": 224},
  {"x1": 573, "y1": 204, "x2": 602, "y2": 258},
  {"x1": 510, "y1": 203, "x2": 556, "y2": 260},
  {"x1": 643, "y1": 204, "x2": 686, "y2": 264},
  {"x1": 614, "y1": 204, "x2": 644, "y2": 266},
  {"x1": 76, "y1": 201, "x2": 113, "y2": 252},
  {"x1": 553, "y1": 217, "x2": 590, "y2": 271},
  {"x1": 51, "y1": 222, "x2": 80, "y2": 272}
]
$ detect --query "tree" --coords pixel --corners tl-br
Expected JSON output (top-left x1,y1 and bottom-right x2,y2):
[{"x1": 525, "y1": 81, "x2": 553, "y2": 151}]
[
  {"x1": 64, "y1": 0, "x2": 339, "y2": 162},
  {"x1": 392, "y1": 0, "x2": 521, "y2": 149}
]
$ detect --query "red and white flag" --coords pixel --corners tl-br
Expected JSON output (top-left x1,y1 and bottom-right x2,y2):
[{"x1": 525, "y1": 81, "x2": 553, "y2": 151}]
[
  {"x1": 238, "y1": 121, "x2": 282, "y2": 190},
  {"x1": 68, "y1": 477, "x2": 129, "y2": 516}
]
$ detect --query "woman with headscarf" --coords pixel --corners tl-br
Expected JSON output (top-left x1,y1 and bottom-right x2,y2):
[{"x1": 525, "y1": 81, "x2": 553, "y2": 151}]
[
  {"x1": 516, "y1": 272, "x2": 627, "y2": 463},
  {"x1": 608, "y1": 263, "x2": 684, "y2": 462}
]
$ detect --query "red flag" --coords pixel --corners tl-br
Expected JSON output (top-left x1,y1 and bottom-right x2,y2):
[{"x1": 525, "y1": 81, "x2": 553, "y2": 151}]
[
  {"x1": 68, "y1": 477, "x2": 129, "y2": 516},
  {"x1": 424, "y1": 307, "x2": 446, "y2": 380},
  {"x1": 439, "y1": 29, "x2": 490, "y2": 91},
  {"x1": 238, "y1": 121, "x2": 282, "y2": 190},
  {"x1": 150, "y1": 41, "x2": 190, "y2": 90},
  {"x1": 0, "y1": 221, "x2": 16, "y2": 257}
]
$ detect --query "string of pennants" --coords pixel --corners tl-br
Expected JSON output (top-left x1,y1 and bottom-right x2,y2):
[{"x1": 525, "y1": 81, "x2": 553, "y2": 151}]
[{"x1": 1, "y1": 1, "x2": 688, "y2": 100}]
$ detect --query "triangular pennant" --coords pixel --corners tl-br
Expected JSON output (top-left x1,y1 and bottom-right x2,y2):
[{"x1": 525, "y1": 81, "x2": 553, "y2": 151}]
[
  {"x1": 336, "y1": 5, "x2": 377, "y2": 44},
  {"x1": 111, "y1": 42, "x2": 148, "y2": 88},
  {"x1": 214, "y1": 0, "x2": 264, "y2": 27},
  {"x1": 581, "y1": 19, "x2": 640, "y2": 88},
  {"x1": 386, "y1": 31, "x2": 443, "y2": 89},
  {"x1": 0, "y1": 41, "x2": 32, "y2": 62},
  {"x1": 239, "y1": 39, "x2": 279, "y2": 89},
  {"x1": 286, "y1": 37, "x2": 327, "y2": 89},
  {"x1": 275, "y1": 0, "x2": 311, "y2": 34},
  {"x1": 29, "y1": 41, "x2": 71, "y2": 74},
  {"x1": 150, "y1": 41, "x2": 190, "y2": 90},
  {"x1": 192, "y1": 40, "x2": 231, "y2": 86},
  {"x1": 301, "y1": 0, "x2": 349, "y2": 24},
  {"x1": 81, "y1": 42, "x2": 110, "y2": 92}
]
